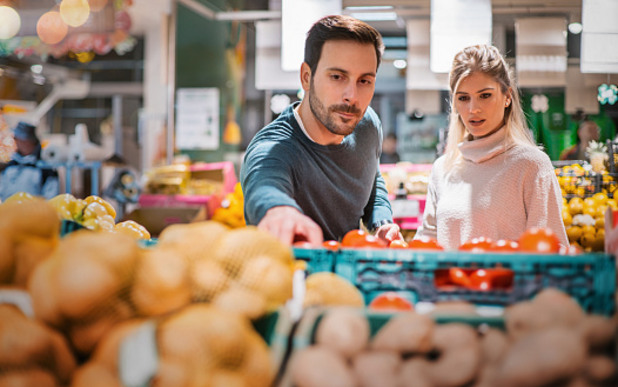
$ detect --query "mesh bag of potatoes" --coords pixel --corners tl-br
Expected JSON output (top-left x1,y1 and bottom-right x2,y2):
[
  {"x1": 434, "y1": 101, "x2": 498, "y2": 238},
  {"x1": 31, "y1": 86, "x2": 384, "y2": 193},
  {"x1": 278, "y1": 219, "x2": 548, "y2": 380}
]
[
  {"x1": 0, "y1": 197, "x2": 60, "y2": 288},
  {"x1": 71, "y1": 304, "x2": 275, "y2": 387},
  {"x1": 285, "y1": 288, "x2": 617, "y2": 387},
  {"x1": 27, "y1": 229, "x2": 141, "y2": 357},
  {"x1": 0, "y1": 304, "x2": 76, "y2": 387},
  {"x1": 151, "y1": 221, "x2": 295, "y2": 320}
]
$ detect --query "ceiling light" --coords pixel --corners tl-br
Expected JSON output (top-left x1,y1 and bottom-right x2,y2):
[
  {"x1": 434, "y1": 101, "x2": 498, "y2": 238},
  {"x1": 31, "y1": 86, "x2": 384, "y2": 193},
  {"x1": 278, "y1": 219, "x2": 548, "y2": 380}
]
[
  {"x1": 349, "y1": 12, "x2": 398, "y2": 21},
  {"x1": 568, "y1": 22, "x2": 583, "y2": 34},
  {"x1": 393, "y1": 59, "x2": 407, "y2": 69},
  {"x1": 0, "y1": 6, "x2": 21, "y2": 40}
]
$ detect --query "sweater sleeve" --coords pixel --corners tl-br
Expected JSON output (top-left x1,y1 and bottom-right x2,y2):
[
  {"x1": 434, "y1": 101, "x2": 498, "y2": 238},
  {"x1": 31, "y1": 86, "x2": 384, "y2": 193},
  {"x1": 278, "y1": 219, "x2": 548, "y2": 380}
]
[
  {"x1": 363, "y1": 165, "x2": 393, "y2": 227},
  {"x1": 523, "y1": 157, "x2": 569, "y2": 246},
  {"x1": 240, "y1": 140, "x2": 302, "y2": 225}
]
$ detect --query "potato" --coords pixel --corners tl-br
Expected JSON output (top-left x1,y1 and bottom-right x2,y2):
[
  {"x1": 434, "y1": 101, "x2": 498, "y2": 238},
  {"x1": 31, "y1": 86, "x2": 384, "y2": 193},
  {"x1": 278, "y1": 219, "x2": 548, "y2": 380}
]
[
  {"x1": 315, "y1": 308, "x2": 369, "y2": 359},
  {"x1": 212, "y1": 284, "x2": 268, "y2": 320},
  {"x1": 237, "y1": 254, "x2": 293, "y2": 308},
  {"x1": 71, "y1": 363, "x2": 122, "y2": 387},
  {"x1": 398, "y1": 358, "x2": 433, "y2": 387},
  {"x1": 190, "y1": 258, "x2": 229, "y2": 302},
  {"x1": 289, "y1": 346, "x2": 356, "y2": 387},
  {"x1": 353, "y1": 350, "x2": 401, "y2": 387},
  {"x1": 583, "y1": 355, "x2": 616, "y2": 383},
  {"x1": 497, "y1": 327, "x2": 587, "y2": 387},
  {"x1": 371, "y1": 311, "x2": 434, "y2": 354},
  {"x1": 12, "y1": 236, "x2": 57, "y2": 287},
  {"x1": 578, "y1": 314, "x2": 616, "y2": 352},
  {"x1": 0, "y1": 368, "x2": 58, "y2": 387}
]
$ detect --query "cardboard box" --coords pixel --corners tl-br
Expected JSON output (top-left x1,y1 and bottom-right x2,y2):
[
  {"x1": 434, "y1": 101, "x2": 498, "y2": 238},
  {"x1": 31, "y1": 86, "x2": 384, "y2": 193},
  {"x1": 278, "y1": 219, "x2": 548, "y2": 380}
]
[{"x1": 122, "y1": 206, "x2": 207, "y2": 237}]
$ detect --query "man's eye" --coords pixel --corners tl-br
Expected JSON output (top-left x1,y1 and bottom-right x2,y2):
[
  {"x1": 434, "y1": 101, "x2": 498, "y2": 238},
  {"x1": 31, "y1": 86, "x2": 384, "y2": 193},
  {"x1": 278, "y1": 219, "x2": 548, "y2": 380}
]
[
  {"x1": 331, "y1": 74, "x2": 342, "y2": 80},
  {"x1": 360, "y1": 79, "x2": 372, "y2": 85}
]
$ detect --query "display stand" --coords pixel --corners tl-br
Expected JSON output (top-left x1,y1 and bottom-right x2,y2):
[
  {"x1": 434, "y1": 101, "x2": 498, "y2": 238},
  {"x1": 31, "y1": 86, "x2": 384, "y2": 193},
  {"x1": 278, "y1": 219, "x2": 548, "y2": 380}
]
[{"x1": 39, "y1": 160, "x2": 102, "y2": 196}]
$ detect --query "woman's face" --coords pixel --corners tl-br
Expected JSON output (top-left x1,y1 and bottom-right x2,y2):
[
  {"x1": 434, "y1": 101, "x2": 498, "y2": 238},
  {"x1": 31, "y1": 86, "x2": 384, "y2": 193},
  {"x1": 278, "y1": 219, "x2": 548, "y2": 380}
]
[{"x1": 454, "y1": 72, "x2": 510, "y2": 139}]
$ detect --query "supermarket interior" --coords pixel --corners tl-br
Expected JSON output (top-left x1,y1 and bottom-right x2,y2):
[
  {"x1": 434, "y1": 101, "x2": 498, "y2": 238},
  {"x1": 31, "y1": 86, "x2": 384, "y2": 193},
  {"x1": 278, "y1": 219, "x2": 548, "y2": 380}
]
[{"x1": 1, "y1": 1, "x2": 618, "y2": 386}]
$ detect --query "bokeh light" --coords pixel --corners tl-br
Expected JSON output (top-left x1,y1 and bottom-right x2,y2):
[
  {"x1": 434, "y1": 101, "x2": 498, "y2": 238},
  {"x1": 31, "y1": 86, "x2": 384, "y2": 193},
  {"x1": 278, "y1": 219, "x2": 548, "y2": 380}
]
[
  {"x1": 60, "y1": 0, "x2": 91, "y2": 27},
  {"x1": 0, "y1": 6, "x2": 21, "y2": 40},
  {"x1": 89, "y1": 0, "x2": 109, "y2": 12},
  {"x1": 37, "y1": 11, "x2": 69, "y2": 45}
]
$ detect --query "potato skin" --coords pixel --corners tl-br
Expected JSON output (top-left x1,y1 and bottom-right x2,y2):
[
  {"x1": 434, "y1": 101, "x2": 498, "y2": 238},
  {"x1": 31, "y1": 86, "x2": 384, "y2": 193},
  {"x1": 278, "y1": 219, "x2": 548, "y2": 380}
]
[{"x1": 290, "y1": 346, "x2": 356, "y2": 387}]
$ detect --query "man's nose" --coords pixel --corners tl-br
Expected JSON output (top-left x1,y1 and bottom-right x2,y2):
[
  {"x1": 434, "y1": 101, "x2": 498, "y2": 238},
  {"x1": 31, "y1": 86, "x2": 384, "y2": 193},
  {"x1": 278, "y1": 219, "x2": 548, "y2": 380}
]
[{"x1": 342, "y1": 82, "x2": 358, "y2": 104}]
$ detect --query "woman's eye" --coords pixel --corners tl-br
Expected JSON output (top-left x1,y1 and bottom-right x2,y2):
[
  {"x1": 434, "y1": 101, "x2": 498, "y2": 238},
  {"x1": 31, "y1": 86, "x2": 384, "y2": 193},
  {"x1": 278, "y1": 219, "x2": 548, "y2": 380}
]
[
  {"x1": 457, "y1": 95, "x2": 469, "y2": 101},
  {"x1": 481, "y1": 93, "x2": 492, "y2": 99}
]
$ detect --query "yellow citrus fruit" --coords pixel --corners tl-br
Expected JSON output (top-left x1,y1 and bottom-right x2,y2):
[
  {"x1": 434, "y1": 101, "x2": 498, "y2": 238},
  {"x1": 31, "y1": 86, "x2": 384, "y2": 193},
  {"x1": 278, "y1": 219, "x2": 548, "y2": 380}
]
[
  {"x1": 568, "y1": 198, "x2": 584, "y2": 216},
  {"x1": 580, "y1": 225, "x2": 596, "y2": 236},
  {"x1": 606, "y1": 199, "x2": 618, "y2": 210},
  {"x1": 583, "y1": 197, "x2": 596, "y2": 209},
  {"x1": 562, "y1": 210, "x2": 572, "y2": 227},
  {"x1": 595, "y1": 217, "x2": 605, "y2": 229},
  {"x1": 580, "y1": 232, "x2": 596, "y2": 248},
  {"x1": 593, "y1": 192, "x2": 608, "y2": 206},
  {"x1": 566, "y1": 226, "x2": 582, "y2": 243}
]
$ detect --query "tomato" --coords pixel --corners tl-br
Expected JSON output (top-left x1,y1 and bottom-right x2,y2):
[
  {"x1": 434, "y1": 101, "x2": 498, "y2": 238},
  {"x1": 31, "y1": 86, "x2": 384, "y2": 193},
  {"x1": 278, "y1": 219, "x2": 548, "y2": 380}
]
[
  {"x1": 448, "y1": 267, "x2": 472, "y2": 287},
  {"x1": 389, "y1": 239, "x2": 409, "y2": 249},
  {"x1": 341, "y1": 229, "x2": 387, "y2": 248},
  {"x1": 489, "y1": 239, "x2": 519, "y2": 252},
  {"x1": 458, "y1": 237, "x2": 494, "y2": 252},
  {"x1": 559, "y1": 244, "x2": 583, "y2": 255},
  {"x1": 369, "y1": 292, "x2": 414, "y2": 311},
  {"x1": 518, "y1": 228, "x2": 560, "y2": 253},
  {"x1": 362, "y1": 234, "x2": 388, "y2": 248},
  {"x1": 408, "y1": 235, "x2": 444, "y2": 250},
  {"x1": 341, "y1": 229, "x2": 368, "y2": 247},
  {"x1": 322, "y1": 240, "x2": 340, "y2": 251},
  {"x1": 469, "y1": 268, "x2": 513, "y2": 290}
]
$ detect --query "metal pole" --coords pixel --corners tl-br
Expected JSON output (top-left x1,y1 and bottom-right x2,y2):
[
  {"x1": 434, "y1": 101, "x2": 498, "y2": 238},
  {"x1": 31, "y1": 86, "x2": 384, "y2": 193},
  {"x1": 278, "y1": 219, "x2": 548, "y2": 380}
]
[
  {"x1": 112, "y1": 95, "x2": 123, "y2": 156},
  {"x1": 166, "y1": 1, "x2": 178, "y2": 164}
]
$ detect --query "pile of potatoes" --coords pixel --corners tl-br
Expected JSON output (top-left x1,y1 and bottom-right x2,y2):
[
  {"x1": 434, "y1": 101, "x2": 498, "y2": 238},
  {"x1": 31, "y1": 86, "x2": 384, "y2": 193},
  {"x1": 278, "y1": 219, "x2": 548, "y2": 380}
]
[
  {"x1": 288, "y1": 288, "x2": 617, "y2": 387},
  {"x1": 72, "y1": 304, "x2": 274, "y2": 387}
]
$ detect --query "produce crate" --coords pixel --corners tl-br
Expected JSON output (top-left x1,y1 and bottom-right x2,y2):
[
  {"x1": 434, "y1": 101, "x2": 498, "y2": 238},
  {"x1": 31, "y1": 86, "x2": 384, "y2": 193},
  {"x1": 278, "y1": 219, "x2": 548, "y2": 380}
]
[
  {"x1": 334, "y1": 249, "x2": 616, "y2": 316},
  {"x1": 292, "y1": 248, "x2": 336, "y2": 275}
]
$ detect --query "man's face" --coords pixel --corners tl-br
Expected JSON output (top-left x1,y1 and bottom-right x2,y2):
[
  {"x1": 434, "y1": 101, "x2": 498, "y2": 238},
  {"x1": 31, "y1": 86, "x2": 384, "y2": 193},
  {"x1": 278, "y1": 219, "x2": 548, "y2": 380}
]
[
  {"x1": 15, "y1": 137, "x2": 37, "y2": 156},
  {"x1": 305, "y1": 40, "x2": 377, "y2": 137}
]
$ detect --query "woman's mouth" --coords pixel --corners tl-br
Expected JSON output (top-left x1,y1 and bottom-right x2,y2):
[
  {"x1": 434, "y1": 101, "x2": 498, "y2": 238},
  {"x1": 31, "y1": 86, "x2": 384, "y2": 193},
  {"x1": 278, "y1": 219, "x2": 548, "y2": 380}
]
[{"x1": 468, "y1": 119, "x2": 485, "y2": 127}]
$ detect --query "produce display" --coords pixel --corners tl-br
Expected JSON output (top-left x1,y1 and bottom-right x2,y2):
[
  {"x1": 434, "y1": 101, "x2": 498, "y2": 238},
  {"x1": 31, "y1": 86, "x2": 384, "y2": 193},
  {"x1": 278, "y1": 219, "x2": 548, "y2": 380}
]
[
  {"x1": 0, "y1": 185, "x2": 616, "y2": 387},
  {"x1": 286, "y1": 289, "x2": 617, "y2": 387}
]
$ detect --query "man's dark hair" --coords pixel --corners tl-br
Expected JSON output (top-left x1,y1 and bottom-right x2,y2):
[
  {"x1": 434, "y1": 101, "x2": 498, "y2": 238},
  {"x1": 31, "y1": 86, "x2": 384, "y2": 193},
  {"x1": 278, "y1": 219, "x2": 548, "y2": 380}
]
[{"x1": 304, "y1": 15, "x2": 384, "y2": 76}]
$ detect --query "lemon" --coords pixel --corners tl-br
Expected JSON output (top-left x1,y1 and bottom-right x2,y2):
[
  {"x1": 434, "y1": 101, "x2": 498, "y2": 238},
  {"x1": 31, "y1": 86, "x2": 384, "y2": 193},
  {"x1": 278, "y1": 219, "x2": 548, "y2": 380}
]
[
  {"x1": 580, "y1": 232, "x2": 596, "y2": 248},
  {"x1": 566, "y1": 226, "x2": 582, "y2": 243},
  {"x1": 595, "y1": 217, "x2": 605, "y2": 229},
  {"x1": 593, "y1": 192, "x2": 608, "y2": 207},
  {"x1": 568, "y1": 198, "x2": 584, "y2": 216},
  {"x1": 581, "y1": 225, "x2": 596, "y2": 236},
  {"x1": 583, "y1": 197, "x2": 596, "y2": 209},
  {"x1": 562, "y1": 210, "x2": 572, "y2": 227}
]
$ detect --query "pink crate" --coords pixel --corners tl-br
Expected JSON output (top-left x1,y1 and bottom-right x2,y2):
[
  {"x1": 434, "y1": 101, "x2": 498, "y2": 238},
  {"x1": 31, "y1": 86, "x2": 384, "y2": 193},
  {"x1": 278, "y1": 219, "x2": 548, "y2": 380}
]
[
  {"x1": 190, "y1": 161, "x2": 237, "y2": 195},
  {"x1": 138, "y1": 193, "x2": 223, "y2": 219}
]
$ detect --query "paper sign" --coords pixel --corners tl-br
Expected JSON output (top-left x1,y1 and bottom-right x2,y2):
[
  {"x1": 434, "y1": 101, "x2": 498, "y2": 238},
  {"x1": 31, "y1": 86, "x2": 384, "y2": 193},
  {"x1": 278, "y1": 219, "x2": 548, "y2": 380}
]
[{"x1": 176, "y1": 88, "x2": 220, "y2": 150}]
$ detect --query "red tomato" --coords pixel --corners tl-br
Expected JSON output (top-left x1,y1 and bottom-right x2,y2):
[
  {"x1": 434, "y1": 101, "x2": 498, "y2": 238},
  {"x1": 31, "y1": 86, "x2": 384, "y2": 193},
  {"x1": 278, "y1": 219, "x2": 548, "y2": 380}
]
[
  {"x1": 408, "y1": 235, "x2": 444, "y2": 250},
  {"x1": 559, "y1": 244, "x2": 583, "y2": 255},
  {"x1": 341, "y1": 229, "x2": 368, "y2": 247},
  {"x1": 518, "y1": 228, "x2": 560, "y2": 253},
  {"x1": 362, "y1": 234, "x2": 388, "y2": 248},
  {"x1": 459, "y1": 237, "x2": 494, "y2": 252},
  {"x1": 322, "y1": 240, "x2": 340, "y2": 251},
  {"x1": 448, "y1": 267, "x2": 472, "y2": 287},
  {"x1": 389, "y1": 239, "x2": 409, "y2": 249},
  {"x1": 489, "y1": 239, "x2": 520, "y2": 252},
  {"x1": 469, "y1": 268, "x2": 514, "y2": 290},
  {"x1": 369, "y1": 292, "x2": 414, "y2": 311}
]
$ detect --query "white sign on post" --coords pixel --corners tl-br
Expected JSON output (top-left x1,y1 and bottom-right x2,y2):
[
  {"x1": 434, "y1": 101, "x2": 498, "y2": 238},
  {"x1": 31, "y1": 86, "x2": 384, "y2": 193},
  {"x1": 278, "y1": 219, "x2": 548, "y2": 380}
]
[
  {"x1": 281, "y1": 0, "x2": 342, "y2": 71},
  {"x1": 175, "y1": 88, "x2": 220, "y2": 150}
]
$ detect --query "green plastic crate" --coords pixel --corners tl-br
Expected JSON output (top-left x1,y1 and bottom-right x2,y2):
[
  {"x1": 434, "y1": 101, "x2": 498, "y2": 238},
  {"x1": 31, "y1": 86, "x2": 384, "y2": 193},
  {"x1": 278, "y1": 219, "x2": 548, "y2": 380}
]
[
  {"x1": 292, "y1": 248, "x2": 336, "y2": 274},
  {"x1": 334, "y1": 250, "x2": 616, "y2": 316}
]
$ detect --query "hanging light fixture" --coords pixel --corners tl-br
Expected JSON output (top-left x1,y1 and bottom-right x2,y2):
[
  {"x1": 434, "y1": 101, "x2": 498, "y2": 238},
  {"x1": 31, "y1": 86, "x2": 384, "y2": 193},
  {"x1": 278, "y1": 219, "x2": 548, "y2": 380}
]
[
  {"x1": 60, "y1": 0, "x2": 91, "y2": 27},
  {"x1": 37, "y1": 11, "x2": 69, "y2": 45},
  {"x1": 0, "y1": 6, "x2": 21, "y2": 40}
]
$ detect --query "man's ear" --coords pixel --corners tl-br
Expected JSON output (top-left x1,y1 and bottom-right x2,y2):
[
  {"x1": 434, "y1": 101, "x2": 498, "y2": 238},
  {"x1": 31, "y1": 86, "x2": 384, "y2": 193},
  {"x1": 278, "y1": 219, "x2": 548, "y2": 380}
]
[{"x1": 300, "y1": 62, "x2": 311, "y2": 90}]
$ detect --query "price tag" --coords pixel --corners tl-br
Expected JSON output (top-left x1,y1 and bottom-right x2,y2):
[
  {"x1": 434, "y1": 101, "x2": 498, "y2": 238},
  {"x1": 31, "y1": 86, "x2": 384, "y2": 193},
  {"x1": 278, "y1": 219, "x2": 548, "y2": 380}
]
[
  {"x1": 119, "y1": 321, "x2": 159, "y2": 387},
  {"x1": 391, "y1": 199, "x2": 420, "y2": 218},
  {"x1": 0, "y1": 289, "x2": 34, "y2": 317}
]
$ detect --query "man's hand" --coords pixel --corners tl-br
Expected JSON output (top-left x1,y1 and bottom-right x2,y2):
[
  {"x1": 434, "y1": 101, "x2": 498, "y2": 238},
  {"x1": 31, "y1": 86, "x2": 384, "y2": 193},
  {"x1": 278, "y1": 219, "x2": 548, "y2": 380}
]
[
  {"x1": 257, "y1": 206, "x2": 324, "y2": 247},
  {"x1": 374, "y1": 222, "x2": 403, "y2": 244}
]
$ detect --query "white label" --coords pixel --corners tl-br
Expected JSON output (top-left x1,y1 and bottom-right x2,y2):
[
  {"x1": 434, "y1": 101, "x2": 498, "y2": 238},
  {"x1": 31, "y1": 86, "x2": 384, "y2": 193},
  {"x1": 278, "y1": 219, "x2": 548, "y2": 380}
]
[
  {"x1": 391, "y1": 199, "x2": 420, "y2": 218},
  {"x1": 119, "y1": 321, "x2": 159, "y2": 387},
  {"x1": 176, "y1": 88, "x2": 220, "y2": 150}
]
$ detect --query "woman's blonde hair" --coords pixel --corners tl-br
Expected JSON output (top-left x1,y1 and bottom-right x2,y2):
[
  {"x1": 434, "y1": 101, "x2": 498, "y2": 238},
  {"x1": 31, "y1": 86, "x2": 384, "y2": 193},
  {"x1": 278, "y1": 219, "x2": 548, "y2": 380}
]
[{"x1": 443, "y1": 44, "x2": 535, "y2": 169}]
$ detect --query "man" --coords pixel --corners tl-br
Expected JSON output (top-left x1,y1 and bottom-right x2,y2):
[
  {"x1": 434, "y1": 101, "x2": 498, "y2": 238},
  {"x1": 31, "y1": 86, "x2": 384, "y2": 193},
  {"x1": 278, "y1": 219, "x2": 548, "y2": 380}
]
[
  {"x1": 559, "y1": 120, "x2": 600, "y2": 161},
  {"x1": 241, "y1": 15, "x2": 402, "y2": 246},
  {"x1": 0, "y1": 121, "x2": 59, "y2": 201}
]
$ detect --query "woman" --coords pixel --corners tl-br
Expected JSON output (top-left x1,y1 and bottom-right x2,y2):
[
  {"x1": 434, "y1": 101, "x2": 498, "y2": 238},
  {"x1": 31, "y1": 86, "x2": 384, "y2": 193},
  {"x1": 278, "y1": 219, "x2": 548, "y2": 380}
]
[{"x1": 414, "y1": 45, "x2": 568, "y2": 250}]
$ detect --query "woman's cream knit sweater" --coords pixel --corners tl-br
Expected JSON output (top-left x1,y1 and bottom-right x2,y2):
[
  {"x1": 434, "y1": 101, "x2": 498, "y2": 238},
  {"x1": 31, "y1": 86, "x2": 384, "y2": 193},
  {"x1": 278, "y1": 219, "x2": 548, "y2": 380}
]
[{"x1": 415, "y1": 128, "x2": 569, "y2": 250}]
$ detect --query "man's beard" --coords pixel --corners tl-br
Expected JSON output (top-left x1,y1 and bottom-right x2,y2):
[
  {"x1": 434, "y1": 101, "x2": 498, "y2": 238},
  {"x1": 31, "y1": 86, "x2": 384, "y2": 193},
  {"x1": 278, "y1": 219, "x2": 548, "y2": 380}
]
[{"x1": 308, "y1": 79, "x2": 362, "y2": 137}]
